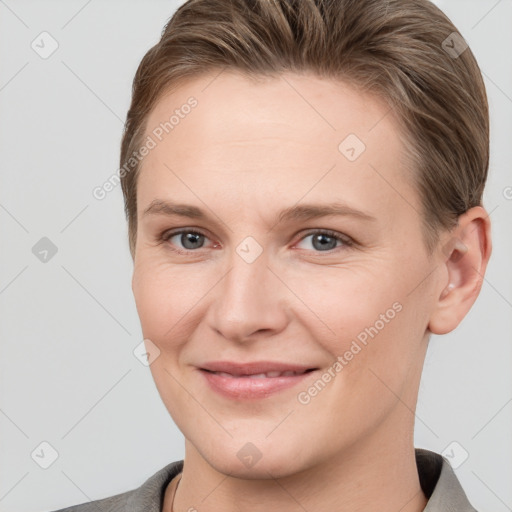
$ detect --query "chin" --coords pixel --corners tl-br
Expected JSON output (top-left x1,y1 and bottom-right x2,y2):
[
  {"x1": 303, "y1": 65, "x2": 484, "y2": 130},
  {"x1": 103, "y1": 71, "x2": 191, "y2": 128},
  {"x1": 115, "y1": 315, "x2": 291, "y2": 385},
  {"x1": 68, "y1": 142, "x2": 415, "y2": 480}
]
[
  {"x1": 205, "y1": 451, "x2": 302, "y2": 480},
  {"x1": 191, "y1": 433, "x2": 317, "y2": 480}
]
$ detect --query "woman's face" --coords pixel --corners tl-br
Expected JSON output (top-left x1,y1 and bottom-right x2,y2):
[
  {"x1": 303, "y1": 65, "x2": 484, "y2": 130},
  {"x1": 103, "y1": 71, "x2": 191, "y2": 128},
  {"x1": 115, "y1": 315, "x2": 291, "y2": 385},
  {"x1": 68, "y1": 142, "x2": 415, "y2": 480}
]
[{"x1": 132, "y1": 71, "x2": 445, "y2": 477}]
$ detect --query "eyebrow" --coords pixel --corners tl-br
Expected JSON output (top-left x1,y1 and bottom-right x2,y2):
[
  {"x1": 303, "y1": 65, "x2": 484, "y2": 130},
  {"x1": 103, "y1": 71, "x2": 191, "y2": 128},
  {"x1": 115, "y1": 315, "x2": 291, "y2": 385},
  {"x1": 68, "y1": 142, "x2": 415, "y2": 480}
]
[{"x1": 142, "y1": 199, "x2": 376, "y2": 224}]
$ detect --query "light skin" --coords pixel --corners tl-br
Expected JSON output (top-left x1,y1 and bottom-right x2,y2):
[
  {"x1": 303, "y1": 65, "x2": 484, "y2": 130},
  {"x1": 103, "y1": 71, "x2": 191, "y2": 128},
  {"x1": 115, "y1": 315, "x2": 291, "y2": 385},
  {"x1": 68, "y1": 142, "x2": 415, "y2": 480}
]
[{"x1": 130, "y1": 70, "x2": 492, "y2": 512}]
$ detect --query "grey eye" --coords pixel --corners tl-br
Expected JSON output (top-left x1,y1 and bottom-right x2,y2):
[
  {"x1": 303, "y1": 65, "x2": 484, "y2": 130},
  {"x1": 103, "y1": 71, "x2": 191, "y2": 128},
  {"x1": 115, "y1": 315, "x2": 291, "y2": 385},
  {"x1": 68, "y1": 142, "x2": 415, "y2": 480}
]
[
  {"x1": 169, "y1": 231, "x2": 207, "y2": 250},
  {"x1": 296, "y1": 232, "x2": 343, "y2": 252}
]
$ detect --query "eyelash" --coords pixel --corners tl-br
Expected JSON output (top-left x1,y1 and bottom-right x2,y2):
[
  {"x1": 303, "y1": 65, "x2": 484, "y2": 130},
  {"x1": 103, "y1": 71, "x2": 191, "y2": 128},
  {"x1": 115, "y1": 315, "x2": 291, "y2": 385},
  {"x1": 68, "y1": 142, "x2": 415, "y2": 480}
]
[{"x1": 158, "y1": 228, "x2": 354, "y2": 255}]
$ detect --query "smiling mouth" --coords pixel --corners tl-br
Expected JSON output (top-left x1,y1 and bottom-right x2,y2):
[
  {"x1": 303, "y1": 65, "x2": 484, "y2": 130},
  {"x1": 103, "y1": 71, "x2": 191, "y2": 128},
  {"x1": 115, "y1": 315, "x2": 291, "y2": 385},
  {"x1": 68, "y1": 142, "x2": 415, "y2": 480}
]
[{"x1": 199, "y1": 365, "x2": 319, "y2": 399}]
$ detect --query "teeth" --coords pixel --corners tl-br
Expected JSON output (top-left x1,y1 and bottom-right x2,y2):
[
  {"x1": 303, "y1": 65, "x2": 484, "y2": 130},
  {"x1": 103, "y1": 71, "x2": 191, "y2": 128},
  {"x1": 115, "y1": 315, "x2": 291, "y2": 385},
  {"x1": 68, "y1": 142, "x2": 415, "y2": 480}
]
[
  {"x1": 216, "y1": 372, "x2": 234, "y2": 378},
  {"x1": 212, "y1": 370, "x2": 307, "y2": 378}
]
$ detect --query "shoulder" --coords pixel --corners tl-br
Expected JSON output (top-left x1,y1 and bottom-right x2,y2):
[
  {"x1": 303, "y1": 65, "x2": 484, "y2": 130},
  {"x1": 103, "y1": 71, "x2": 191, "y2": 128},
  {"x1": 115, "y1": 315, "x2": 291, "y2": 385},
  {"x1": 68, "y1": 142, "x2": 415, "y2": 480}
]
[
  {"x1": 416, "y1": 448, "x2": 478, "y2": 512},
  {"x1": 46, "y1": 460, "x2": 184, "y2": 512},
  {"x1": 47, "y1": 488, "x2": 132, "y2": 512}
]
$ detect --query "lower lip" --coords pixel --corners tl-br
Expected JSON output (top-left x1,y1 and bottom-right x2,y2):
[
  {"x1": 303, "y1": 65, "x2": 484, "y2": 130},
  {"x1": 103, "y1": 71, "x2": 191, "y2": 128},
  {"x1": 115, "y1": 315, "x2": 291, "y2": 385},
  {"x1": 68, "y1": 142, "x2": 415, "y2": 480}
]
[{"x1": 199, "y1": 369, "x2": 315, "y2": 399}]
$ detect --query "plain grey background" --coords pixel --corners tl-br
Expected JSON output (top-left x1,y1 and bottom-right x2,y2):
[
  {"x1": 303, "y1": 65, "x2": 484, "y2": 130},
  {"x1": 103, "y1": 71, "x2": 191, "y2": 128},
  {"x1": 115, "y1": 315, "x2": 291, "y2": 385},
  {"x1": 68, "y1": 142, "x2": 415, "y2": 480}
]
[{"x1": 0, "y1": 0, "x2": 511, "y2": 511}]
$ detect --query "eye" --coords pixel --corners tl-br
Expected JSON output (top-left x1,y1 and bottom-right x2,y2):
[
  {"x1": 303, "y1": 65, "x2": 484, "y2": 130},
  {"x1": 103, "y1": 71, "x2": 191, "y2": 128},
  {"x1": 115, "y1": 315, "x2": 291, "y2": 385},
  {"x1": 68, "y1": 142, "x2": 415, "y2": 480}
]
[
  {"x1": 295, "y1": 229, "x2": 353, "y2": 252},
  {"x1": 160, "y1": 229, "x2": 215, "y2": 253}
]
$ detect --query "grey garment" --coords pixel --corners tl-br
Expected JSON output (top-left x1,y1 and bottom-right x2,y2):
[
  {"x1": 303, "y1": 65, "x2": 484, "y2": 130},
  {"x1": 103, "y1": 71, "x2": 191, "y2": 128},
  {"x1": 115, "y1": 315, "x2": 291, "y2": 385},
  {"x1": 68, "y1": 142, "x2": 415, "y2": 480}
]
[{"x1": 48, "y1": 448, "x2": 477, "y2": 512}]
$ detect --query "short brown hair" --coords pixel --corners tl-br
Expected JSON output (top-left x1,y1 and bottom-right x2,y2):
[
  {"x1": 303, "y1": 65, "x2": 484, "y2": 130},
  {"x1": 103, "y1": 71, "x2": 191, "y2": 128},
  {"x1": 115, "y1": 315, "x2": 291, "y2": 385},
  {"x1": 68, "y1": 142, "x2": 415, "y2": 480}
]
[{"x1": 120, "y1": 0, "x2": 489, "y2": 258}]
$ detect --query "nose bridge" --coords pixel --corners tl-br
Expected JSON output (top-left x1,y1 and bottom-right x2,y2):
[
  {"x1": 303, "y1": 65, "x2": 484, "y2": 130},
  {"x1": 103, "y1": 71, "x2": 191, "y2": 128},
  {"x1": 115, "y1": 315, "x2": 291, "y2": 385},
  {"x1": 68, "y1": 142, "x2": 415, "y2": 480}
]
[{"x1": 209, "y1": 241, "x2": 287, "y2": 341}]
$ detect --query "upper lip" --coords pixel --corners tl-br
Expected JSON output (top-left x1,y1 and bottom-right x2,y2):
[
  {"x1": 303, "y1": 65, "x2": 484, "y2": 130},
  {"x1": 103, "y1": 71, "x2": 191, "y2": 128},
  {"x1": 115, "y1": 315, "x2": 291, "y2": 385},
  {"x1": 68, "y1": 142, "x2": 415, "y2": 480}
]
[{"x1": 199, "y1": 361, "x2": 317, "y2": 376}]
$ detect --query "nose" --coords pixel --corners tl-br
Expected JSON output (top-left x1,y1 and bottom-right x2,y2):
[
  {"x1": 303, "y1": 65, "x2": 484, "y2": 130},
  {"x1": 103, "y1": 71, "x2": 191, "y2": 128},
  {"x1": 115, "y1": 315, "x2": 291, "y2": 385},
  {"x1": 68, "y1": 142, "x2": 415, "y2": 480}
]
[{"x1": 207, "y1": 247, "x2": 289, "y2": 343}]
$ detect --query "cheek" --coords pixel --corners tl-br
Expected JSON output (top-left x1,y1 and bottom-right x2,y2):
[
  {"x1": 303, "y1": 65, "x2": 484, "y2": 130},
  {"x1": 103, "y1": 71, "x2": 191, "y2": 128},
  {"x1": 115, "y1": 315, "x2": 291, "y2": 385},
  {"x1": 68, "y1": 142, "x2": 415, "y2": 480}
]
[
  {"x1": 286, "y1": 265, "x2": 404, "y2": 349},
  {"x1": 290, "y1": 261, "x2": 428, "y2": 390},
  {"x1": 132, "y1": 271, "x2": 169, "y2": 338},
  {"x1": 132, "y1": 260, "x2": 200, "y2": 337},
  {"x1": 132, "y1": 262, "x2": 201, "y2": 425},
  {"x1": 132, "y1": 259, "x2": 221, "y2": 378}
]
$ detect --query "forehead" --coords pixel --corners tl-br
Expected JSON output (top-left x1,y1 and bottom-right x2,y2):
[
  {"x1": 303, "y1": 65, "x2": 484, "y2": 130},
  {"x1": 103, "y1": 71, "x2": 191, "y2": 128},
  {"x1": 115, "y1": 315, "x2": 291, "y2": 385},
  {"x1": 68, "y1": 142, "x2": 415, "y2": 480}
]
[
  {"x1": 145, "y1": 70, "x2": 400, "y2": 153},
  {"x1": 137, "y1": 70, "x2": 417, "y2": 223}
]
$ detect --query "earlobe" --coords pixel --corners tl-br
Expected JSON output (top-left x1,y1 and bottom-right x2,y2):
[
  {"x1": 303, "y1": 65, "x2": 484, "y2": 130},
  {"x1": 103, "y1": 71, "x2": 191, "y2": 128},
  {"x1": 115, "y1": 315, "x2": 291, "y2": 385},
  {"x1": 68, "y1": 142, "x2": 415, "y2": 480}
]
[{"x1": 428, "y1": 206, "x2": 492, "y2": 335}]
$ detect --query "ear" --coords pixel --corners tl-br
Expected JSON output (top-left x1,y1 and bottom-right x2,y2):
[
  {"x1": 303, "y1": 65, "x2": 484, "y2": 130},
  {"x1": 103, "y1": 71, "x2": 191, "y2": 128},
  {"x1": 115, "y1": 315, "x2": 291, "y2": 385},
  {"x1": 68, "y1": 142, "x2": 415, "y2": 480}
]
[{"x1": 428, "y1": 206, "x2": 492, "y2": 335}]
